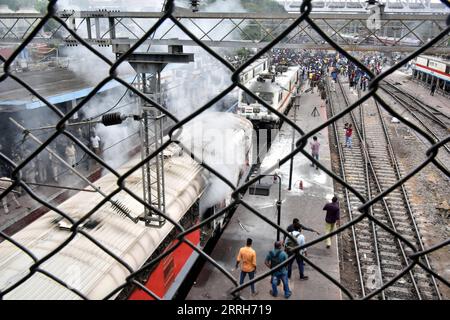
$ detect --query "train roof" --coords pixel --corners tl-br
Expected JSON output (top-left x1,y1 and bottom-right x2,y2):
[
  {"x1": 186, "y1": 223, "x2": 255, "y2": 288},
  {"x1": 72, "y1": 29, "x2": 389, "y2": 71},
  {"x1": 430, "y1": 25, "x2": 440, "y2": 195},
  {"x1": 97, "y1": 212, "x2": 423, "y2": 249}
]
[
  {"x1": 0, "y1": 112, "x2": 253, "y2": 299},
  {"x1": 242, "y1": 58, "x2": 268, "y2": 73},
  {"x1": 245, "y1": 66, "x2": 299, "y2": 93},
  {"x1": 0, "y1": 153, "x2": 208, "y2": 299},
  {"x1": 416, "y1": 55, "x2": 450, "y2": 65}
]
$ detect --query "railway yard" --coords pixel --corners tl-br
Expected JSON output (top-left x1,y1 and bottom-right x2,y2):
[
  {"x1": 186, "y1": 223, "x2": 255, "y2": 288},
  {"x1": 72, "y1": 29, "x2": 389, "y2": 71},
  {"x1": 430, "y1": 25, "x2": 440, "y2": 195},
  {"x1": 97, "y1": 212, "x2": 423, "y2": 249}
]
[
  {"x1": 327, "y1": 74, "x2": 449, "y2": 299},
  {"x1": 0, "y1": 0, "x2": 449, "y2": 302}
]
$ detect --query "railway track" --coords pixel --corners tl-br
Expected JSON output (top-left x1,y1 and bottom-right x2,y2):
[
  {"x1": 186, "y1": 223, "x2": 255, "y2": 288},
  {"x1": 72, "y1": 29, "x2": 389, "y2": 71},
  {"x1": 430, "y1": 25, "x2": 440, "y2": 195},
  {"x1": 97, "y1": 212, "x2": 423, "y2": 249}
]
[
  {"x1": 379, "y1": 81, "x2": 450, "y2": 156},
  {"x1": 326, "y1": 76, "x2": 441, "y2": 299}
]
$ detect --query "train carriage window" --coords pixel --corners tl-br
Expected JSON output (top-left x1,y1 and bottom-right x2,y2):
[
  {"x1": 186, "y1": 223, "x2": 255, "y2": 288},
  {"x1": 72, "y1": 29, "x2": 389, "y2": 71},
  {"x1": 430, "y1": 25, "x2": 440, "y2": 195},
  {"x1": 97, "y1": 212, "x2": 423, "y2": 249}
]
[
  {"x1": 242, "y1": 92, "x2": 256, "y2": 105},
  {"x1": 446, "y1": 65, "x2": 450, "y2": 74},
  {"x1": 257, "y1": 92, "x2": 273, "y2": 104}
]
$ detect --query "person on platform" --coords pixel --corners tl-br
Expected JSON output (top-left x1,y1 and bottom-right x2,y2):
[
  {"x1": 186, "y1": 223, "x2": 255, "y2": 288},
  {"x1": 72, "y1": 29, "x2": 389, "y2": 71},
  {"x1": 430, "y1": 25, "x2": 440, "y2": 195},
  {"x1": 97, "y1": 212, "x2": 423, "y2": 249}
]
[
  {"x1": 90, "y1": 134, "x2": 102, "y2": 157},
  {"x1": 284, "y1": 224, "x2": 309, "y2": 280},
  {"x1": 265, "y1": 241, "x2": 291, "y2": 298},
  {"x1": 430, "y1": 81, "x2": 437, "y2": 96},
  {"x1": 65, "y1": 143, "x2": 77, "y2": 167},
  {"x1": 286, "y1": 218, "x2": 320, "y2": 236},
  {"x1": 310, "y1": 136, "x2": 320, "y2": 170},
  {"x1": 235, "y1": 238, "x2": 258, "y2": 296},
  {"x1": 323, "y1": 196, "x2": 340, "y2": 249}
]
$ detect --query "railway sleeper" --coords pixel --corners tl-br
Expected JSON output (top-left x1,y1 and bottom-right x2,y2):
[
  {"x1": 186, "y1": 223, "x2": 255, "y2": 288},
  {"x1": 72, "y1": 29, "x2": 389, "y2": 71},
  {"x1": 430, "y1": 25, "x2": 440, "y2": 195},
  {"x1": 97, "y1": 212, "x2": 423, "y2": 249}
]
[
  {"x1": 378, "y1": 243, "x2": 400, "y2": 252},
  {"x1": 347, "y1": 177, "x2": 368, "y2": 185},
  {"x1": 380, "y1": 257, "x2": 403, "y2": 267},
  {"x1": 379, "y1": 250, "x2": 403, "y2": 259},
  {"x1": 358, "y1": 248, "x2": 377, "y2": 258},
  {"x1": 355, "y1": 229, "x2": 377, "y2": 238},
  {"x1": 385, "y1": 286, "x2": 414, "y2": 299},
  {"x1": 355, "y1": 240, "x2": 376, "y2": 249}
]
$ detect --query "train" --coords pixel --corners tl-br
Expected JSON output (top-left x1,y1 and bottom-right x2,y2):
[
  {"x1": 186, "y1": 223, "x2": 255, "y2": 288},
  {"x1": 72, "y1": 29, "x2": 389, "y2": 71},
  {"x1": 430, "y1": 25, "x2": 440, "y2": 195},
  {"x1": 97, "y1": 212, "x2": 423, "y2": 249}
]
[
  {"x1": 0, "y1": 112, "x2": 254, "y2": 300},
  {"x1": 239, "y1": 58, "x2": 270, "y2": 85},
  {"x1": 412, "y1": 55, "x2": 450, "y2": 82},
  {"x1": 236, "y1": 64, "x2": 301, "y2": 127},
  {"x1": 340, "y1": 33, "x2": 420, "y2": 47}
]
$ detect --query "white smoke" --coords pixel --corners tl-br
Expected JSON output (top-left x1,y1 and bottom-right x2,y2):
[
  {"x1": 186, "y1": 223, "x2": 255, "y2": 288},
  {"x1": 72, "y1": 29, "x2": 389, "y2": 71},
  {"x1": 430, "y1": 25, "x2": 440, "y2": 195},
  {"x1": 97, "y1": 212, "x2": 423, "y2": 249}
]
[
  {"x1": 79, "y1": 86, "x2": 140, "y2": 170},
  {"x1": 62, "y1": 46, "x2": 134, "y2": 85},
  {"x1": 177, "y1": 112, "x2": 253, "y2": 215},
  {"x1": 59, "y1": 45, "x2": 138, "y2": 170},
  {"x1": 162, "y1": 48, "x2": 233, "y2": 119}
]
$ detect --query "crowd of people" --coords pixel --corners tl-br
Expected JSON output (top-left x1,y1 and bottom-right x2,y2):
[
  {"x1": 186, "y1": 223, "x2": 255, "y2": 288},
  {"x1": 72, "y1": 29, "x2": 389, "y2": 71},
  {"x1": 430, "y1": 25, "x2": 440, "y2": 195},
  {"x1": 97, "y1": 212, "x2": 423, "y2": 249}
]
[
  {"x1": 0, "y1": 128, "x2": 102, "y2": 214},
  {"x1": 232, "y1": 49, "x2": 385, "y2": 299},
  {"x1": 235, "y1": 197, "x2": 340, "y2": 298}
]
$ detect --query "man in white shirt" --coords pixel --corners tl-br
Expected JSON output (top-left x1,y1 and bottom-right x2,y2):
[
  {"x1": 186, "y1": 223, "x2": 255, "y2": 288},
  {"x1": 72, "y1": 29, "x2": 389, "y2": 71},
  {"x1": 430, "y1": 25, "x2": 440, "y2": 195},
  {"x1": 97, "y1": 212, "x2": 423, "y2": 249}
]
[
  {"x1": 65, "y1": 143, "x2": 77, "y2": 167},
  {"x1": 284, "y1": 224, "x2": 309, "y2": 280},
  {"x1": 90, "y1": 134, "x2": 101, "y2": 156}
]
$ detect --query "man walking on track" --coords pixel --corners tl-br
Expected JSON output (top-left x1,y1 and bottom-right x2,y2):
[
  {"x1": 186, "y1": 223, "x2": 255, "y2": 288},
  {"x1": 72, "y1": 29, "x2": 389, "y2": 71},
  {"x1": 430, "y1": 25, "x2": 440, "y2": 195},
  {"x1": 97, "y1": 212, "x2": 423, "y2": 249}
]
[
  {"x1": 344, "y1": 123, "x2": 353, "y2": 148},
  {"x1": 235, "y1": 238, "x2": 258, "y2": 296},
  {"x1": 323, "y1": 196, "x2": 340, "y2": 249}
]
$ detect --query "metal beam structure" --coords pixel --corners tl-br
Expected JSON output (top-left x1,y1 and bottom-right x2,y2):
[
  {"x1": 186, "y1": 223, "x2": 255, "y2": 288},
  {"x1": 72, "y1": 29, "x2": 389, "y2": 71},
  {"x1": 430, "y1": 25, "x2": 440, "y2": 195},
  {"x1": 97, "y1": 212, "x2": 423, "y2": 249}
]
[
  {"x1": 123, "y1": 46, "x2": 194, "y2": 228},
  {"x1": 0, "y1": 8, "x2": 448, "y2": 53}
]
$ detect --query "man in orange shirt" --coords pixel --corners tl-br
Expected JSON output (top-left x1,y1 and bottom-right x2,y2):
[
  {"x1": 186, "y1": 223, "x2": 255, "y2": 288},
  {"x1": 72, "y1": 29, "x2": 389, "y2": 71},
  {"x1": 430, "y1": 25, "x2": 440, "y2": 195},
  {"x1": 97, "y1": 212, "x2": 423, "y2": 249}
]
[{"x1": 235, "y1": 238, "x2": 258, "y2": 296}]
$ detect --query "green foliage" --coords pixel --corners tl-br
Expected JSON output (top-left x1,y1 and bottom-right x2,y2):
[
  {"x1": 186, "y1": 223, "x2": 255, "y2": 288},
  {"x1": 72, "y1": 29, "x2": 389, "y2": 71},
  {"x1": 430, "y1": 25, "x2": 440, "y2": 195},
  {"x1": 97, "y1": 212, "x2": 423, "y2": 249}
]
[
  {"x1": 241, "y1": 1, "x2": 287, "y2": 41},
  {"x1": 35, "y1": 0, "x2": 48, "y2": 14},
  {"x1": 0, "y1": 0, "x2": 48, "y2": 12},
  {"x1": 204, "y1": 0, "x2": 285, "y2": 13},
  {"x1": 236, "y1": 47, "x2": 252, "y2": 59},
  {"x1": 241, "y1": 0, "x2": 285, "y2": 13},
  {"x1": 204, "y1": 0, "x2": 287, "y2": 52}
]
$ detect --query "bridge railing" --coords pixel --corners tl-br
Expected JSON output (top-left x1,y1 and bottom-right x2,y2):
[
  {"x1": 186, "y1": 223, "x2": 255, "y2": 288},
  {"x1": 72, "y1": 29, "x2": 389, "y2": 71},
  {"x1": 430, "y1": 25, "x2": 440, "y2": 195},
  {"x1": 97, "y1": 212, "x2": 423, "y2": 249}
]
[{"x1": 0, "y1": 0, "x2": 449, "y2": 300}]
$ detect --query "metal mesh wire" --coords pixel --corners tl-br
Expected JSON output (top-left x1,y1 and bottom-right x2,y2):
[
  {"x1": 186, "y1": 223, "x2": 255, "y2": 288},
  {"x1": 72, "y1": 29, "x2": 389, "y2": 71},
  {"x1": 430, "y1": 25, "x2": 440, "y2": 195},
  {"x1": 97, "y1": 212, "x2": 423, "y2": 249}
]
[{"x1": 0, "y1": 0, "x2": 449, "y2": 300}]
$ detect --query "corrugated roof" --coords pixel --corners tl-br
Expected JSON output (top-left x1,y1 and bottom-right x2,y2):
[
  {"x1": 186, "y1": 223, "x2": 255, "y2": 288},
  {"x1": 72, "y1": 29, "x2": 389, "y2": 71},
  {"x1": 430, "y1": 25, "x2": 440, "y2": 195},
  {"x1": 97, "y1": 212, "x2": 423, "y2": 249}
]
[{"x1": 0, "y1": 68, "x2": 135, "y2": 110}]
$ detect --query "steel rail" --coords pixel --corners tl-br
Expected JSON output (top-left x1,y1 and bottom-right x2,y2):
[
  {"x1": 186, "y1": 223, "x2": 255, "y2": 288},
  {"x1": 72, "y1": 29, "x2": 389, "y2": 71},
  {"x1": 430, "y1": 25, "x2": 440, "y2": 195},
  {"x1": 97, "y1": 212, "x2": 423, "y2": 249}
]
[
  {"x1": 358, "y1": 85, "x2": 386, "y2": 300},
  {"x1": 325, "y1": 77, "x2": 367, "y2": 297},
  {"x1": 381, "y1": 82, "x2": 449, "y2": 130},
  {"x1": 379, "y1": 83, "x2": 450, "y2": 155},
  {"x1": 383, "y1": 81, "x2": 450, "y2": 122},
  {"x1": 337, "y1": 77, "x2": 422, "y2": 299},
  {"x1": 371, "y1": 97, "x2": 442, "y2": 300}
]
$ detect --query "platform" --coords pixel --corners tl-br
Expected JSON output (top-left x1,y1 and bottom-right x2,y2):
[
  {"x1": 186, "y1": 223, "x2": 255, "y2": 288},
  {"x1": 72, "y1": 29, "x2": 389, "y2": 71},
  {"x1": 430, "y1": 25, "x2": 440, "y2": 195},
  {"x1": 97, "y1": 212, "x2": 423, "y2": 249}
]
[{"x1": 187, "y1": 88, "x2": 342, "y2": 300}]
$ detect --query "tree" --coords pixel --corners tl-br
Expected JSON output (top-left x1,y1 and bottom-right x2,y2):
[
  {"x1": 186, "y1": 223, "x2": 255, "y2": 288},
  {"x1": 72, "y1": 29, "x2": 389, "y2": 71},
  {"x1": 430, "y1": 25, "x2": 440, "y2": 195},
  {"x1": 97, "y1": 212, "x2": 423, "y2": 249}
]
[
  {"x1": 240, "y1": 0, "x2": 286, "y2": 41},
  {"x1": 0, "y1": 0, "x2": 48, "y2": 12}
]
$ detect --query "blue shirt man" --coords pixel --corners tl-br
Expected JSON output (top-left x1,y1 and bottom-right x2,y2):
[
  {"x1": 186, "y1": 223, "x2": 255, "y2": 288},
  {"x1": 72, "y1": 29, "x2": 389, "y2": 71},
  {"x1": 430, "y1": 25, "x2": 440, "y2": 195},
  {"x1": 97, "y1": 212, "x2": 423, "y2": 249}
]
[{"x1": 265, "y1": 241, "x2": 291, "y2": 298}]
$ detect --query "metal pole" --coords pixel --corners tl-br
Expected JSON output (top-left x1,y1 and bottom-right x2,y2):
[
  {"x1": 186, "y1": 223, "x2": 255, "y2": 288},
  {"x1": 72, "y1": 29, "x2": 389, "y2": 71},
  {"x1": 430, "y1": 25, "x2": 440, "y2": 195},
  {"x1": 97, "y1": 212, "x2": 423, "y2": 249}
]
[
  {"x1": 0, "y1": 179, "x2": 97, "y2": 193},
  {"x1": 26, "y1": 119, "x2": 104, "y2": 132},
  {"x1": 276, "y1": 199, "x2": 281, "y2": 241},
  {"x1": 288, "y1": 94, "x2": 298, "y2": 190},
  {"x1": 275, "y1": 173, "x2": 282, "y2": 241}
]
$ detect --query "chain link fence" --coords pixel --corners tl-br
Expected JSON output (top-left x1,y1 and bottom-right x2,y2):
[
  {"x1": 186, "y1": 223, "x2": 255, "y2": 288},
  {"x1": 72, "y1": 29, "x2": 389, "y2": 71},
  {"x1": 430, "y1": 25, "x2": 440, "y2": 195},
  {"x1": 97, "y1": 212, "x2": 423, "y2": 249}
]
[{"x1": 0, "y1": 0, "x2": 449, "y2": 300}]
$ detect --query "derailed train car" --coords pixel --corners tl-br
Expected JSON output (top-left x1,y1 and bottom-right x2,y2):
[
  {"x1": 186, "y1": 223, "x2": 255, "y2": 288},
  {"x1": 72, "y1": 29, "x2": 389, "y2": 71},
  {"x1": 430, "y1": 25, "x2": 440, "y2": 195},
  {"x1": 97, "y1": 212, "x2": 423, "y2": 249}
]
[{"x1": 0, "y1": 112, "x2": 254, "y2": 300}]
